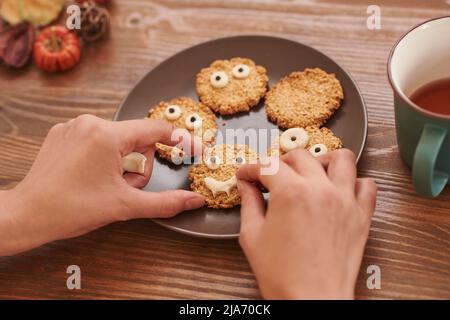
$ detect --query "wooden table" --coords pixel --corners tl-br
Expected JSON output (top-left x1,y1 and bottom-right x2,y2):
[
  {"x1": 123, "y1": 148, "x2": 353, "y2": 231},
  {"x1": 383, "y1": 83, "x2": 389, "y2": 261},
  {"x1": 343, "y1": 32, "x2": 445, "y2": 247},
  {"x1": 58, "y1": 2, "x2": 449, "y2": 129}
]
[{"x1": 0, "y1": 0, "x2": 449, "y2": 300}]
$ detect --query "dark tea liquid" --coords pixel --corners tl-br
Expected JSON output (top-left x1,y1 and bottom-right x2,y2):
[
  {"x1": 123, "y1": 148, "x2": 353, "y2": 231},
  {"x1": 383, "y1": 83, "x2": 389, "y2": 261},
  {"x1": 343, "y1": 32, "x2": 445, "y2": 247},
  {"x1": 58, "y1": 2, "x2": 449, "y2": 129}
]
[{"x1": 410, "y1": 78, "x2": 450, "y2": 116}]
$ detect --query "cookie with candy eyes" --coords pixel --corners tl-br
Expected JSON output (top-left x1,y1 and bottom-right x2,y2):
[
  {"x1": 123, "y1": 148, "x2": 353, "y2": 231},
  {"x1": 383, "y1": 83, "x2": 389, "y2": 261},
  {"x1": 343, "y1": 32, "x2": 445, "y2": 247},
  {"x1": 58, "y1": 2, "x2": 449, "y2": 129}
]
[
  {"x1": 196, "y1": 57, "x2": 269, "y2": 115},
  {"x1": 267, "y1": 126, "x2": 343, "y2": 157},
  {"x1": 265, "y1": 68, "x2": 344, "y2": 128},
  {"x1": 188, "y1": 144, "x2": 258, "y2": 209},
  {"x1": 147, "y1": 97, "x2": 217, "y2": 163}
]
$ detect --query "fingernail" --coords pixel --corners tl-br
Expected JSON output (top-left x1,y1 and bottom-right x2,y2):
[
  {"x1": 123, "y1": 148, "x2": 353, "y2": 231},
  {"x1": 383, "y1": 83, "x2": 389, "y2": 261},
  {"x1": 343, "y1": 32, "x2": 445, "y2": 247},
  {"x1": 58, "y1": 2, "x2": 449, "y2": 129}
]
[{"x1": 184, "y1": 195, "x2": 206, "y2": 210}]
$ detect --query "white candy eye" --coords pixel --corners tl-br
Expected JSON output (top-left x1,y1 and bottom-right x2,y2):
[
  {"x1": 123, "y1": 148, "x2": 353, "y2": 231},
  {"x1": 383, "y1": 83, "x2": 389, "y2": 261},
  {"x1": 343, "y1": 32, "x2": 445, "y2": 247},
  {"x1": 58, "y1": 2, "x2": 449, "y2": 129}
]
[
  {"x1": 185, "y1": 113, "x2": 202, "y2": 130},
  {"x1": 210, "y1": 71, "x2": 229, "y2": 88},
  {"x1": 205, "y1": 155, "x2": 221, "y2": 170},
  {"x1": 279, "y1": 128, "x2": 309, "y2": 152},
  {"x1": 170, "y1": 147, "x2": 185, "y2": 165},
  {"x1": 309, "y1": 144, "x2": 328, "y2": 157},
  {"x1": 234, "y1": 154, "x2": 246, "y2": 165},
  {"x1": 232, "y1": 64, "x2": 250, "y2": 79},
  {"x1": 164, "y1": 105, "x2": 182, "y2": 120}
]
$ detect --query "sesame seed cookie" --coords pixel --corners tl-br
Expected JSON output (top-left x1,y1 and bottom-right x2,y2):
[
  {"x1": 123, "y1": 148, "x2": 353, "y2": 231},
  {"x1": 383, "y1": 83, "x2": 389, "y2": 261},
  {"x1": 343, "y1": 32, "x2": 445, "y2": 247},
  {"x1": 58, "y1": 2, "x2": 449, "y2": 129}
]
[
  {"x1": 267, "y1": 126, "x2": 343, "y2": 157},
  {"x1": 265, "y1": 68, "x2": 344, "y2": 128},
  {"x1": 196, "y1": 57, "x2": 269, "y2": 115},
  {"x1": 189, "y1": 144, "x2": 259, "y2": 209},
  {"x1": 147, "y1": 97, "x2": 217, "y2": 163}
]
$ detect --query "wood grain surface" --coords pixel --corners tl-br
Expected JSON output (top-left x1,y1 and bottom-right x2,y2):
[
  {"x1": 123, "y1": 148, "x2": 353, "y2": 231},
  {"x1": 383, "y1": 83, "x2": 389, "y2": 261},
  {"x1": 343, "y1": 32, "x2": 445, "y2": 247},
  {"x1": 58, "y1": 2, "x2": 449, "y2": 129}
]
[{"x1": 0, "y1": 0, "x2": 449, "y2": 300}]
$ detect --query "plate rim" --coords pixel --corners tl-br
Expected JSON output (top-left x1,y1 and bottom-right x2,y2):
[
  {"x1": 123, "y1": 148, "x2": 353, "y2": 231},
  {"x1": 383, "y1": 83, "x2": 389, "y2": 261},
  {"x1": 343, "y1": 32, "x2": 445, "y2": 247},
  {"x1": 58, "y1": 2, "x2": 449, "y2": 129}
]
[{"x1": 114, "y1": 34, "x2": 368, "y2": 239}]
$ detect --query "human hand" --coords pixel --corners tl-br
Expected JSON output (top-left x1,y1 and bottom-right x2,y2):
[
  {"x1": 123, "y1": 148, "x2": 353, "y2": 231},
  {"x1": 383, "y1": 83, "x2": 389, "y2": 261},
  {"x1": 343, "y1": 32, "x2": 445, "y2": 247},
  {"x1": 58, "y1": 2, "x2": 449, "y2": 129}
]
[
  {"x1": 0, "y1": 115, "x2": 205, "y2": 256},
  {"x1": 236, "y1": 149, "x2": 377, "y2": 299}
]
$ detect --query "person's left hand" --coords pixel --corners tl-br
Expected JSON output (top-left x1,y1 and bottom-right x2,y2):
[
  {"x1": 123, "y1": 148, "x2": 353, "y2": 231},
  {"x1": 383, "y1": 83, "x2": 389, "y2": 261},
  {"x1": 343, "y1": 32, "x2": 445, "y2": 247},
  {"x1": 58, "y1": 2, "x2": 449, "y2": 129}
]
[{"x1": 0, "y1": 115, "x2": 205, "y2": 256}]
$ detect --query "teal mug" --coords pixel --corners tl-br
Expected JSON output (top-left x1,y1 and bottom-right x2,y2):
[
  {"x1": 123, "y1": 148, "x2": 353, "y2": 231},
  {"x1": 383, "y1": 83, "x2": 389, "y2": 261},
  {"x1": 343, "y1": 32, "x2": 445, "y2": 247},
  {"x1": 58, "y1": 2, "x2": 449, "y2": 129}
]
[{"x1": 388, "y1": 16, "x2": 450, "y2": 197}]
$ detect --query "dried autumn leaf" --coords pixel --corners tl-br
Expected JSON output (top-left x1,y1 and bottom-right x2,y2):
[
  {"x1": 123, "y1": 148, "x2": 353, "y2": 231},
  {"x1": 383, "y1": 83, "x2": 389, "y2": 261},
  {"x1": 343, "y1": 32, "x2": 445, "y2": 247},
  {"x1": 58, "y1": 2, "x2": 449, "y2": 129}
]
[
  {"x1": 0, "y1": 0, "x2": 22, "y2": 25},
  {"x1": 22, "y1": 0, "x2": 66, "y2": 26},
  {"x1": 0, "y1": 22, "x2": 35, "y2": 68},
  {"x1": 0, "y1": 0, "x2": 65, "y2": 27}
]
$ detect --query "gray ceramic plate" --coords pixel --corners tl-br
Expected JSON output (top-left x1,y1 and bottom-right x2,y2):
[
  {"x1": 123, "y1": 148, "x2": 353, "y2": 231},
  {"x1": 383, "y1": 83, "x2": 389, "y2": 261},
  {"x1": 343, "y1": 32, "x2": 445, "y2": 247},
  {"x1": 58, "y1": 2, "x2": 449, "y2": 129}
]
[{"x1": 114, "y1": 35, "x2": 367, "y2": 239}]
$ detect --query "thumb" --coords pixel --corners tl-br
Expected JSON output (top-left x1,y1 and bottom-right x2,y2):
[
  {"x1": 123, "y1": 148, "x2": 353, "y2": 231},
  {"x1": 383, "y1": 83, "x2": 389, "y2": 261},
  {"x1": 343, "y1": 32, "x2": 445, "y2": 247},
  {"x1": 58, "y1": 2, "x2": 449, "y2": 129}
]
[
  {"x1": 237, "y1": 179, "x2": 265, "y2": 246},
  {"x1": 125, "y1": 189, "x2": 206, "y2": 218}
]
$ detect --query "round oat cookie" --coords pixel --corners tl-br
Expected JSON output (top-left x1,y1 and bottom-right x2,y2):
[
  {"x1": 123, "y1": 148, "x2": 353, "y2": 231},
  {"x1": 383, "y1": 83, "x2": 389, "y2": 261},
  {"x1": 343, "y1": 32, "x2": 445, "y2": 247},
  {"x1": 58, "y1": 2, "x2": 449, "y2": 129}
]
[
  {"x1": 265, "y1": 68, "x2": 344, "y2": 128},
  {"x1": 267, "y1": 126, "x2": 343, "y2": 157},
  {"x1": 196, "y1": 57, "x2": 269, "y2": 115},
  {"x1": 189, "y1": 144, "x2": 258, "y2": 209},
  {"x1": 147, "y1": 97, "x2": 217, "y2": 162}
]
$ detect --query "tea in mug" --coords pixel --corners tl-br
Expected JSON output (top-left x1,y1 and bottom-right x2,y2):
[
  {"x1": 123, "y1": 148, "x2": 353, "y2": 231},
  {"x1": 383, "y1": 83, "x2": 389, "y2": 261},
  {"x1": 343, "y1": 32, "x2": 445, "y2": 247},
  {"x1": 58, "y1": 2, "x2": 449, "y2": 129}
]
[{"x1": 410, "y1": 78, "x2": 450, "y2": 116}]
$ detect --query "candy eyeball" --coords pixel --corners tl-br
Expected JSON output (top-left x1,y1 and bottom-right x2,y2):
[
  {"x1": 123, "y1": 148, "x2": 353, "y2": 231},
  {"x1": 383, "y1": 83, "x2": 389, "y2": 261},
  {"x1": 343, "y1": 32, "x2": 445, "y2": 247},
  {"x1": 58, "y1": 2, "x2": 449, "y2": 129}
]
[
  {"x1": 170, "y1": 146, "x2": 185, "y2": 165},
  {"x1": 164, "y1": 104, "x2": 182, "y2": 120},
  {"x1": 232, "y1": 64, "x2": 250, "y2": 79},
  {"x1": 309, "y1": 144, "x2": 328, "y2": 157},
  {"x1": 210, "y1": 71, "x2": 229, "y2": 88},
  {"x1": 185, "y1": 113, "x2": 203, "y2": 130},
  {"x1": 279, "y1": 128, "x2": 310, "y2": 152},
  {"x1": 205, "y1": 155, "x2": 221, "y2": 170},
  {"x1": 233, "y1": 154, "x2": 246, "y2": 165}
]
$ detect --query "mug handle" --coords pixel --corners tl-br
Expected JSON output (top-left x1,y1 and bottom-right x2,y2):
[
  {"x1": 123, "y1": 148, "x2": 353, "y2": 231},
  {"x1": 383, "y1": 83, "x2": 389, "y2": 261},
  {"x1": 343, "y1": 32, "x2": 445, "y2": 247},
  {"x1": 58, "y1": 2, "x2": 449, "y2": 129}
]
[{"x1": 412, "y1": 124, "x2": 449, "y2": 197}]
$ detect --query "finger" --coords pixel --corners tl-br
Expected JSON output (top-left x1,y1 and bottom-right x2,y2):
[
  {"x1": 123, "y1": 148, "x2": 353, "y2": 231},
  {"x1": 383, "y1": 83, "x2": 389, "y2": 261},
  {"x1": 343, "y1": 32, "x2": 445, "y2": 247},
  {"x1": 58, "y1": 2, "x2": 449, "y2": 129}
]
[
  {"x1": 355, "y1": 178, "x2": 377, "y2": 216},
  {"x1": 281, "y1": 148, "x2": 328, "y2": 178},
  {"x1": 236, "y1": 157, "x2": 295, "y2": 191},
  {"x1": 123, "y1": 148, "x2": 155, "y2": 188},
  {"x1": 327, "y1": 149, "x2": 357, "y2": 191},
  {"x1": 125, "y1": 189, "x2": 206, "y2": 219},
  {"x1": 47, "y1": 122, "x2": 68, "y2": 139},
  {"x1": 237, "y1": 180, "x2": 265, "y2": 235},
  {"x1": 315, "y1": 152, "x2": 333, "y2": 170},
  {"x1": 123, "y1": 173, "x2": 149, "y2": 189},
  {"x1": 114, "y1": 119, "x2": 177, "y2": 154},
  {"x1": 117, "y1": 119, "x2": 204, "y2": 157}
]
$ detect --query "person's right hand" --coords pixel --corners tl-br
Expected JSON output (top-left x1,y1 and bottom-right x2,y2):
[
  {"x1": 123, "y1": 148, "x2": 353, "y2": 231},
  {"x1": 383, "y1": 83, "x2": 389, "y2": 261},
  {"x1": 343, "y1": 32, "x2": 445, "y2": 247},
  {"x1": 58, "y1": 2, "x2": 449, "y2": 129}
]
[{"x1": 236, "y1": 149, "x2": 377, "y2": 299}]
